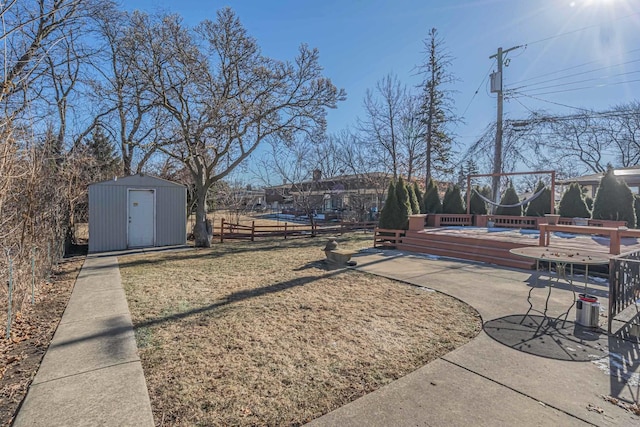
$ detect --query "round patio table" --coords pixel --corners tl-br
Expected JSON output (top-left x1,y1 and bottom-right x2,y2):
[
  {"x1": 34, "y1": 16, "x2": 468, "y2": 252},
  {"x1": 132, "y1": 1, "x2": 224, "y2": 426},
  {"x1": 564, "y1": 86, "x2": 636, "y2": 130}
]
[{"x1": 509, "y1": 246, "x2": 610, "y2": 327}]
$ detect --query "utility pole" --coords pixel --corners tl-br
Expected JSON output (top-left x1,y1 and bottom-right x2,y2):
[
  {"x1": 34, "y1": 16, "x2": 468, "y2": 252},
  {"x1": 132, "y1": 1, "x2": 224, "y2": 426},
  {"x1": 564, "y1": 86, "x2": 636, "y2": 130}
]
[{"x1": 489, "y1": 45, "x2": 521, "y2": 211}]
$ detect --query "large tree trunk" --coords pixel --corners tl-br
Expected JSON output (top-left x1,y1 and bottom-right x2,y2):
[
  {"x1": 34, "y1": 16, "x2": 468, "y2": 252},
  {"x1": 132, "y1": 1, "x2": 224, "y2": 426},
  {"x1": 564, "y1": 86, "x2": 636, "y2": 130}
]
[{"x1": 193, "y1": 183, "x2": 211, "y2": 248}]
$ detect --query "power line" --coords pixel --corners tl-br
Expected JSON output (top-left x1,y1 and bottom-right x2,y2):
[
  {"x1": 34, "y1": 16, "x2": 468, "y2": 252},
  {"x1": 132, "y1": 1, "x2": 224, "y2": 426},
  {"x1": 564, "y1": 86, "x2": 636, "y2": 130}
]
[
  {"x1": 509, "y1": 69, "x2": 640, "y2": 94},
  {"x1": 508, "y1": 47, "x2": 640, "y2": 87},
  {"x1": 510, "y1": 96, "x2": 540, "y2": 115},
  {"x1": 460, "y1": 60, "x2": 495, "y2": 118},
  {"x1": 507, "y1": 58, "x2": 640, "y2": 91},
  {"x1": 515, "y1": 77, "x2": 640, "y2": 97},
  {"x1": 508, "y1": 92, "x2": 592, "y2": 112}
]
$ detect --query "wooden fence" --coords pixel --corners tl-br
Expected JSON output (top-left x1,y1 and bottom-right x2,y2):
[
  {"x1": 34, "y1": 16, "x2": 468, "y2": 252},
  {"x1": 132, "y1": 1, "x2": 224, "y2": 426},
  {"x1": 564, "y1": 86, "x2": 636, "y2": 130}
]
[{"x1": 214, "y1": 219, "x2": 377, "y2": 242}]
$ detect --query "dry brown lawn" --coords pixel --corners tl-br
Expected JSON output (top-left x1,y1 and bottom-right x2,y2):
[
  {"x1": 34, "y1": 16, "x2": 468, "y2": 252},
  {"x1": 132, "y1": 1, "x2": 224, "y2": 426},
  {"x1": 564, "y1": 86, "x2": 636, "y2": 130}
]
[{"x1": 120, "y1": 233, "x2": 481, "y2": 426}]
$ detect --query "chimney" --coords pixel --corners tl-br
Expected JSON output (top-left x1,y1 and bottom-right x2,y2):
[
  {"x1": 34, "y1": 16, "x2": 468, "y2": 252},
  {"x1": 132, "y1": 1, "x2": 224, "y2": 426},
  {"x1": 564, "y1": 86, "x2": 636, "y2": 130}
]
[{"x1": 313, "y1": 169, "x2": 322, "y2": 181}]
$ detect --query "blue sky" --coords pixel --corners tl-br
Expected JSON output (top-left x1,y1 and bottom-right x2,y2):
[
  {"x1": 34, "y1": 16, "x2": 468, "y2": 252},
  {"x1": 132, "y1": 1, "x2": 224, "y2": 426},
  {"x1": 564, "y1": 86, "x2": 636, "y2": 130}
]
[{"x1": 124, "y1": 0, "x2": 640, "y2": 164}]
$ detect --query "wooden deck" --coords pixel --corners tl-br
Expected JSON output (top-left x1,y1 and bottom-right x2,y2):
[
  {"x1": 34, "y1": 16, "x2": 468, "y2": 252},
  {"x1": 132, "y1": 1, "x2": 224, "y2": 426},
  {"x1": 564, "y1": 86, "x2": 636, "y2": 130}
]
[{"x1": 397, "y1": 226, "x2": 640, "y2": 270}]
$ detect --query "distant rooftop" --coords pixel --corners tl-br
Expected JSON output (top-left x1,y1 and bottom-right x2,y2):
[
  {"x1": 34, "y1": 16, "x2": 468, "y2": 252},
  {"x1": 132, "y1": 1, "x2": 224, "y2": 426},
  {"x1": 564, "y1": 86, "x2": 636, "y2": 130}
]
[{"x1": 556, "y1": 166, "x2": 640, "y2": 186}]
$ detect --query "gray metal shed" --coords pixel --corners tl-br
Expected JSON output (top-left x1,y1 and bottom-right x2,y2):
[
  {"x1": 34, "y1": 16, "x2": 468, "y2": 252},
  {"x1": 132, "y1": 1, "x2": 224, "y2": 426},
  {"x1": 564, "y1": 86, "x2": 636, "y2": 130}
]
[{"x1": 88, "y1": 174, "x2": 187, "y2": 253}]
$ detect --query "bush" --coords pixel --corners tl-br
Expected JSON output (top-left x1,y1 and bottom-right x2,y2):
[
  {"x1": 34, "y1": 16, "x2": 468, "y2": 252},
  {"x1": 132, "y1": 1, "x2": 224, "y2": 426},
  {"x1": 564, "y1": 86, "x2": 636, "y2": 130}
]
[
  {"x1": 558, "y1": 183, "x2": 590, "y2": 218},
  {"x1": 592, "y1": 168, "x2": 636, "y2": 228},
  {"x1": 407, "y1": 182, "x2": 420, "y2": 215},
  {"x1": 467, "y1": 186, "x2": 488, "y2": 215},
  {"x1": 395, "y1": 177, "x2": 411, "y2": 229},
  {"x1": 413, "y1": 181, "x2": 424, "y2": 214},
  {"x1": 378, "y1": 181, "x2": 399, "y2": 229},
  {"x1": 495, "y1": 182, "x2": 522, "y2": 216},
  {"x1": 524, "y1": 181, "x2": 552, "y2": 217},
  {"x1": 442, "y1": 185, "x2": 465, "y2": 214},
  {"x1": 423, "y1": 178, "x2": 442, "y2": 214}
]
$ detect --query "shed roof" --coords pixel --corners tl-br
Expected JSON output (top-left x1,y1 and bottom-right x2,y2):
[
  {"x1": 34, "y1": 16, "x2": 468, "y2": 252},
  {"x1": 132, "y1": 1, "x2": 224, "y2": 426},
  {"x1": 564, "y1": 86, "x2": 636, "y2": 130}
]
[{"x1": 89, "y1": 174, "x2": 186, "y2": 188}]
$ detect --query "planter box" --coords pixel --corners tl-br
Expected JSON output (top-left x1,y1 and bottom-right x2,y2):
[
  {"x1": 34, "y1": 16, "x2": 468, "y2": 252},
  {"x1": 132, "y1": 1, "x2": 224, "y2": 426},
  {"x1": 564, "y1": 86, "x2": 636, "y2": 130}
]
[
  {"x1": 544, "y1": 214, "x2": 560, "y2": 225},
  {"x1": 573, "y1": 217, "x2": 589, "y2": 226},
  {"x1": 408, "y1": 214, "x2": 427, "y2": 231}
]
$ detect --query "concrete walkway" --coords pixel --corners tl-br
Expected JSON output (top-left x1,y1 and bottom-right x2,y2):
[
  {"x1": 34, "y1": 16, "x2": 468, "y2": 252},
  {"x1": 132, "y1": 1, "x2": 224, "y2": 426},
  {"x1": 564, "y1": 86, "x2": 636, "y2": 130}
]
[
  {"x1": 309, "y1": 250, "x2": 640, "y2": 427},
  {"x1": 12, "y1": 246, "x2": 640, "y2": 426},
  {"x1": 13, "y1": 254, "x2": 154, "y2": 427}
]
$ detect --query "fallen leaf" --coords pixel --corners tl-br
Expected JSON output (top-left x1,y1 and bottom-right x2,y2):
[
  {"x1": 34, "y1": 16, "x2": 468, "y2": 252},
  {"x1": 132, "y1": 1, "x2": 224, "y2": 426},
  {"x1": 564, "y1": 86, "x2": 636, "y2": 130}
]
[{"x1": 586, "y1": 403, "x2": 604, "y2": 414}]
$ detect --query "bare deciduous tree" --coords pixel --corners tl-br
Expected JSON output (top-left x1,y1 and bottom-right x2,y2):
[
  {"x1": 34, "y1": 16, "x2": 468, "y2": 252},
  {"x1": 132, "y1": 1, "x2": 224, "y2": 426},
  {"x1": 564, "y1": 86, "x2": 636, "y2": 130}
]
[
  {"x1": 130, "y1": 8, "x2": 344, "y2": 247},
  {"x1": 359, "y1": 73, "x2": 405, "y2": 180},
  {"x1": 89, "y1": 8, "x2": 161, "y2": 175}
]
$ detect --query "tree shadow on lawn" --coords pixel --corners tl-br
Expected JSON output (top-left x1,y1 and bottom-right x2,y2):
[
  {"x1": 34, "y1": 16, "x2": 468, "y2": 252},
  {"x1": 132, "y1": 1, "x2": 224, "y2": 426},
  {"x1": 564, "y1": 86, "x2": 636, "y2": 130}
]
[
  {"x1": 114, "y1": 236, "x2": 353, "y2": 270},
  {"x1": 49, "y1": 268, "x2": 346, "y2": 348}
]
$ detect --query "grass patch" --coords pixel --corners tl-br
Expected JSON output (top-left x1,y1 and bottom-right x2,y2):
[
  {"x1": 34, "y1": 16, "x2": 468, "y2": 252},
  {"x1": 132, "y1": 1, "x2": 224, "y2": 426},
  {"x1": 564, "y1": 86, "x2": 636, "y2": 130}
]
[{"x1": 120, "y1": 233, "x2": 481, "y2": 426}]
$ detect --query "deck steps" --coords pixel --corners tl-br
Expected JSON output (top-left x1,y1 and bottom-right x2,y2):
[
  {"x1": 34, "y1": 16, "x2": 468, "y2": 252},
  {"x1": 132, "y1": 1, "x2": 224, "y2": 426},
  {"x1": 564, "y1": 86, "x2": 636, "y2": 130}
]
[{"x1": 397, "y1": 230, "x2": 537, "y2": 270}]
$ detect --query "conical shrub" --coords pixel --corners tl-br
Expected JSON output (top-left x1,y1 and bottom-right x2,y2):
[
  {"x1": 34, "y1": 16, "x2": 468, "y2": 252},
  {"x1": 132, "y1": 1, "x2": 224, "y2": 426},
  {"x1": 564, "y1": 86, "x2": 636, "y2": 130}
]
[
  {"x1": 413, "y1": 182, "x2": 424, "y2": 214},
  {"x1": 442, "y1": 185, "x2": 465, "y2": 214},
  {"x1": 423, "y1": 178, "x2": 442, "y2": 214},
  {"x1": 525, "y1": 181, "x2": 552, "y2": 217},
  {"x1": 593, "y1": 168, "x2": 636, "y2": 227},
  {"x1": 495, "y1": 182, "x2": 522, "y2": 216},
  {"x1": 395, "y1": 177, "x2": 411, "y2": 229},
  {"x1": 468, "y1": 185, "x2": 488, "y2": 215},
  {"x1": 378, "y1": 181, "x2": 399, "y2": 229},
  {"x1": 558, "y1": 182, "x2": 590, "y2": 218},
  {"x1": 408, "y1": 182, "x2": 420, "y2": 215}
]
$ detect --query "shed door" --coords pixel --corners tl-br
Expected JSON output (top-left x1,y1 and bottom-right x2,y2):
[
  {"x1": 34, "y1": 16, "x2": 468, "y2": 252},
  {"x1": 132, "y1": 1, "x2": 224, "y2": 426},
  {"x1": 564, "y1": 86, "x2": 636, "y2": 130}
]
[{"x1": 128, "y1": 189, "x2": 155, "y2": 248}]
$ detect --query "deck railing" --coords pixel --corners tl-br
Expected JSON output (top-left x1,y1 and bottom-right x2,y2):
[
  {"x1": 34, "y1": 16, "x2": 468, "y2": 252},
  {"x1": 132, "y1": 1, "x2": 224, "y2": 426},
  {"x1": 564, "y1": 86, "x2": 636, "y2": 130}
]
[
  {"x1": 425, "y1": 214, "x2": 627, "y2": 230},
  {"x1": 609, "y1": 250, "x2": 640, "y2": 333},
  {"x1": 492, "y1": 215, "x2": 538, "y2": 229},
  {"x1": 426, "y1": 214, "x2": 473, "y2": 227},
  {"x1": 373, "y1": 228, "x2": 405, "y2": 249}
]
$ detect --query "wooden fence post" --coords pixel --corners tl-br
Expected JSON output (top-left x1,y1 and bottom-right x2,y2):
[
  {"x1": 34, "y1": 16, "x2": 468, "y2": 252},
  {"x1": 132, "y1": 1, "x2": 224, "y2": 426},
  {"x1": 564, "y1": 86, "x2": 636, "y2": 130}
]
[
  {"x1": 220, "y1": 218, "x2": 225, "y2": 243},
  {"x1": 284, "y1": 223, "x2": 288, "y2": 239},
  {"x1": 251, "y1": 221, "x2": 255, "y2": 242}
]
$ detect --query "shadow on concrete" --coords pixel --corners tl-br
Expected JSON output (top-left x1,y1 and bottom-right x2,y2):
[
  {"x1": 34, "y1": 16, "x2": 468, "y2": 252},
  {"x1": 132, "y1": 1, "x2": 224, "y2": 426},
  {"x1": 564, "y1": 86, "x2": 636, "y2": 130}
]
[
  {"x1": 520, "y1": 271, "x2": 609, "y2": 300},
  {"x1": 607, "y1": 310, "x2": 640, "y2": 404},
  {"x1": 483, "y1": 314, "x2": 609, "y2": 362}
]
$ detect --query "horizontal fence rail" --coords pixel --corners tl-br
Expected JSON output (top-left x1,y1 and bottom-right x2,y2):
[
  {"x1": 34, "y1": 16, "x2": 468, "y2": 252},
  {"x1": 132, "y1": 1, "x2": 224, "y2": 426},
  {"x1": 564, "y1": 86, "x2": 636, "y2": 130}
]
[{"x1": 213, "y1": 219, "x2": 377, "y2": 242}]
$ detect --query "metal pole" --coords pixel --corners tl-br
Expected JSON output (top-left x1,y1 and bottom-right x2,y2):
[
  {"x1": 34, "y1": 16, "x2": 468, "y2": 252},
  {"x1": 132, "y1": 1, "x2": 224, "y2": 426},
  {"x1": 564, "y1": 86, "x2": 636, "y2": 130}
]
[
  {"x1": 489, "y1": 45, "x2": 522, "y2": 213},
  {"x1": 491, "y1": 47, "x2": 504, "y2": 213}
]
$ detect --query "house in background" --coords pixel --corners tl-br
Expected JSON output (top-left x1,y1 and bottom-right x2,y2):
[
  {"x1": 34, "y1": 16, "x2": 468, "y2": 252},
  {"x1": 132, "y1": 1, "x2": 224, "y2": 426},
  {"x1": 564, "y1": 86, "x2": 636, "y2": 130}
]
[
  {"x1": 264, "y1": 171, "x2": 391, "y2": 221},
  {"x1": 556, "y1": 166, "x2": 640, "y2": 198}
]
